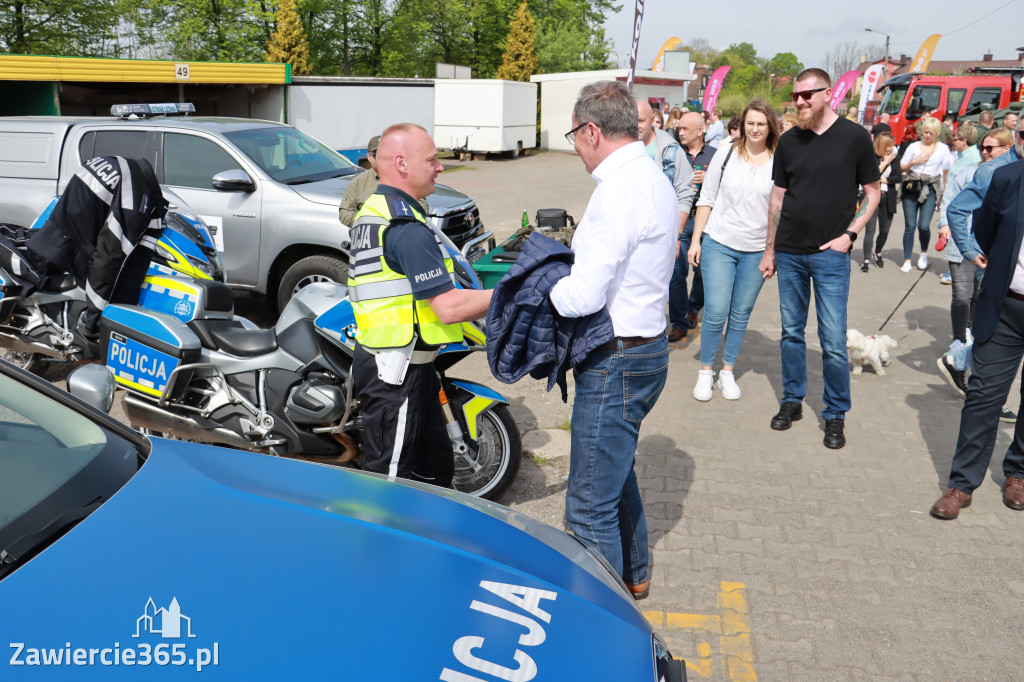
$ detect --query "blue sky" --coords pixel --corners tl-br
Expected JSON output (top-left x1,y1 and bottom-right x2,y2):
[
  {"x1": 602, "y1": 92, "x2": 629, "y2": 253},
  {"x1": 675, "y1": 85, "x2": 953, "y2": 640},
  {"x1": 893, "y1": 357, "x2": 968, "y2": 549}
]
[{"x1": 605, "y1": 0, "x2": 1023, "y2": 71}]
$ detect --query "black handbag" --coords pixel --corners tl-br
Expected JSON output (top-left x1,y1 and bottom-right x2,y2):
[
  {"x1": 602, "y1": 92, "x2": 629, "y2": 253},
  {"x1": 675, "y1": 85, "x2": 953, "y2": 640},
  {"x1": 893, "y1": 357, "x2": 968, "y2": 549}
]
[{"x1": 901, "y1": 178, "x2": 920, "y2": 194}]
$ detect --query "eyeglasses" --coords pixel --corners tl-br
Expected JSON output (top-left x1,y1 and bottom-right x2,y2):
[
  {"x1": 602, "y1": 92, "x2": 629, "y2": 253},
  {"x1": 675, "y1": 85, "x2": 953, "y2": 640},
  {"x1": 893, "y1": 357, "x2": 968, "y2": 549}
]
[
  {"x1": 745, "y1": 121, "x2": 768, "y2": 129},
  {"x1": 980, "y1": 144, "x2": 1009, "y2": 153},
  {"x1": 565, "y1": 121, "x2": 588, "y2": 145},
  {"x1": 790, "y1": 87, "x2": 827, "y2": 102},
  {"x1": 1018, "y1": 130, "x2": 1024, "y2": 140}
]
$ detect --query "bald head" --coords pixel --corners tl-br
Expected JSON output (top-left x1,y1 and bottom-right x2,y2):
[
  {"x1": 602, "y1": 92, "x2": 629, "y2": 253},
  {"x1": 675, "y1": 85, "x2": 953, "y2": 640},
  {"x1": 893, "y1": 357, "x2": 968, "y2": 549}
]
[
  {"x1": 636, "y1": 99, "x2": 655, "y2": 144},
  {"x1": 376, "y1": 124, "x2": 443, "y2": 200},
  {"x1": 677, "y1": 112, "x2": 705, "y2": 151}
]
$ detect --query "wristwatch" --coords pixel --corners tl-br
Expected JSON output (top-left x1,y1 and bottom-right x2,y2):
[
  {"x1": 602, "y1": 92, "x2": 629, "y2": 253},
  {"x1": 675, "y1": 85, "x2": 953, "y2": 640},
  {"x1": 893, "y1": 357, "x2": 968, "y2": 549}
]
[{"x1": 844, "y1": 230, "x2": 857, "y2": 243}]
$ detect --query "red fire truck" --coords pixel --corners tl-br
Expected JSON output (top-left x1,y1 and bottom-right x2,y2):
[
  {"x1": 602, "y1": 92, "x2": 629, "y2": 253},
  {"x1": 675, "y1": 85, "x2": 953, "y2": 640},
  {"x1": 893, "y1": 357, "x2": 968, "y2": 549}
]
[{"x1": 867, "y1": 73, "x2": 1022, "y2": 143}]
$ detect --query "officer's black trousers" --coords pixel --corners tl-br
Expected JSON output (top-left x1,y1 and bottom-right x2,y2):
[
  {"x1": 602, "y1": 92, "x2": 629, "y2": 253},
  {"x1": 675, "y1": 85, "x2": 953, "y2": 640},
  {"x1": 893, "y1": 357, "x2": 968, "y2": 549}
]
[{"x1": 352, "y1": 345, "x2": 454, "y2": 488}]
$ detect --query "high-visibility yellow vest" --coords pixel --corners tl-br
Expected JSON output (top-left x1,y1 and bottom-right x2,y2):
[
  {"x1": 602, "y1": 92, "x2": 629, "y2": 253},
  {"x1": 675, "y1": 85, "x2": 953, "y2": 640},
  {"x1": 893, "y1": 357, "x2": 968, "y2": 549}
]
[{"x1": 346, "y1": 192, "x2": 463, "y2": 349}]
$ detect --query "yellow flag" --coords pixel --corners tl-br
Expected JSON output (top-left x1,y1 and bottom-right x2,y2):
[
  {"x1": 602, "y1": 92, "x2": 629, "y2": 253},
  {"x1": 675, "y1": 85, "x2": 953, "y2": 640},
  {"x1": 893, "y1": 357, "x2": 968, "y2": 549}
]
[
  {"x1": 651, "y1": 37, "x2": 683, "y2": 71},
  {"x1": 910, "y1": 34, "x2": 942, "y2": 73}
]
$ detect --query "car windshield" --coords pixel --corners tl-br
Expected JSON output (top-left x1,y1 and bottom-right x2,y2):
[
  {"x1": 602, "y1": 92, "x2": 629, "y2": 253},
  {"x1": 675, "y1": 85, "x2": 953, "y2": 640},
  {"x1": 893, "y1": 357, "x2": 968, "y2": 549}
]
[
  {"x1": 224, "y1": 127, "x2": 360, "y2": 185},
  {"x1": 0, "y1": 366, "x2": 142, "y2": 577},
  {"x1": 878, "y1": 85, "x2": 908, "y2": 115}
]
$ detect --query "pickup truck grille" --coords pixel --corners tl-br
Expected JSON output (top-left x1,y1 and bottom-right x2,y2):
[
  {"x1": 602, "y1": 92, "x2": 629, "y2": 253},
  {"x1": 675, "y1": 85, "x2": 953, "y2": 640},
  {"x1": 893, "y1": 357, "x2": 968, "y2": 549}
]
[{"x1": 439, "y1": 207, "x2": 483, "y2": 248}]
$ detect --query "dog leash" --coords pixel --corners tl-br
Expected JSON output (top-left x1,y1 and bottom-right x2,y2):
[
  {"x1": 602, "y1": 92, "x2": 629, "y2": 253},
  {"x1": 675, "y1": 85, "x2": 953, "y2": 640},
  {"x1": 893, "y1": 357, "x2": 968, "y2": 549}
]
[{"x1": 877, "y1": 264, "x2": 930, "y2": 333}]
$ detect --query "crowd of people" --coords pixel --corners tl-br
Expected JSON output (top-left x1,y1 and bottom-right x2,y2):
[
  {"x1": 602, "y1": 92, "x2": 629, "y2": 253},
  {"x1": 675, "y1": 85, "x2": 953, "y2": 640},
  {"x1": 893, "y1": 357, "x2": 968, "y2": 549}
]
[{"x1": 338, "y1": 69, "x2": 1024, "y2": 600}]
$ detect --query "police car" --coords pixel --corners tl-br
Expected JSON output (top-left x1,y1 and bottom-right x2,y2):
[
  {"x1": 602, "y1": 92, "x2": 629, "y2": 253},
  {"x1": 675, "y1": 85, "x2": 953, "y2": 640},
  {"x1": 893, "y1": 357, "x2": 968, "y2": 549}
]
[{"x1": 0, "y1": 360, "x2": 685, "y2": 680}]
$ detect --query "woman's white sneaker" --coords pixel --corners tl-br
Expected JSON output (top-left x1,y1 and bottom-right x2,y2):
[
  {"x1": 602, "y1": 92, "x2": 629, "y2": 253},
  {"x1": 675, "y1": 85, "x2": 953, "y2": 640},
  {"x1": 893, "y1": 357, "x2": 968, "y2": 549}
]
[
  {"x1": 715, "y1": 371, "x2": 742, "y2": 400},
  {"x1": 693, "y1": 370, "x2": 714, "y2": 401},
  {"x1": 918, "y1": 253, "x2": 929, "y2": 270},
  {"x1": 900, "y1": 260, "x2": 912, "y2": 272}
]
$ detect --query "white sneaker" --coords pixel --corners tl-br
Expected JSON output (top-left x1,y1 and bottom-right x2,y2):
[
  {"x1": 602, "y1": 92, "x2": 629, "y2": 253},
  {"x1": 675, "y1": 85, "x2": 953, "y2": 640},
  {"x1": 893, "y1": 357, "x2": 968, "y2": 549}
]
[
  {"x1": 966, "y1": 328, "x2": 974, "y2": 346},
  {"x1": 918, "y1": 253, "x2": 929, "y2": 270},
  {"x1": 900, "y1": 260, "x2": 912, "y2": 272},
  {"x1": 715, "y1": 371, "x2": 741, "y2": 400},
  {"x1": 693, "y1": 370, "x2": 714, "y2": 401}
]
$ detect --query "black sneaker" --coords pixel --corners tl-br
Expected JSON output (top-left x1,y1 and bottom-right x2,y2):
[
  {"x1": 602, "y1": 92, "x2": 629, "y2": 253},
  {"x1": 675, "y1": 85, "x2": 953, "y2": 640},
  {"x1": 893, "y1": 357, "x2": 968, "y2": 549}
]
[
  {"x1": 873, "y1": 253, "x2": 884, "y2": 268},
  {"x1": 860, "y1": 261, "x2": 870, "y2": 273},
  {"x1": 823, "y1": 418, "x2": 846, "y2": 449},
  {"x1": 1000, "y1": 407, "x2": 1017, "y2": 423},
  {"x1": 937, "y1": 356, "x2": 967, "y2": 397},
  {"x1": 770, "y1": 402, "x2": 803, "y2": 431}
]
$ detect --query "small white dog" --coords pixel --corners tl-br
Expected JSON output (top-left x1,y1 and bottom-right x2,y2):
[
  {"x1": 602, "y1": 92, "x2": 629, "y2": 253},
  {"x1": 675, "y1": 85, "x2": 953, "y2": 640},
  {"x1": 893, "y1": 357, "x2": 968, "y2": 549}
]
[{"x1": 847, "y1": 329, "x2": 898, "y2": 375}]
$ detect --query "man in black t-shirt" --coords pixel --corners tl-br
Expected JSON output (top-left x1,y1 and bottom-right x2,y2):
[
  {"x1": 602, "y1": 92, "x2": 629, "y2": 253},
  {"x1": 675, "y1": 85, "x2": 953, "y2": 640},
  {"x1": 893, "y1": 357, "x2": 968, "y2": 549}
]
[{"x1": 760, "y1": 68, "x2": 881, "y2": 449}]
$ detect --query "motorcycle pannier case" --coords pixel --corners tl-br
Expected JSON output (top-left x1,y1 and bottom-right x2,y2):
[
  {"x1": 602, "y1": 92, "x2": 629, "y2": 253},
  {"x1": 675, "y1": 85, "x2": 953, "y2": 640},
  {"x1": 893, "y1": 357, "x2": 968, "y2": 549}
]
[{"x1": 100, "y1": 305, "x2": 202, "y2": 400}]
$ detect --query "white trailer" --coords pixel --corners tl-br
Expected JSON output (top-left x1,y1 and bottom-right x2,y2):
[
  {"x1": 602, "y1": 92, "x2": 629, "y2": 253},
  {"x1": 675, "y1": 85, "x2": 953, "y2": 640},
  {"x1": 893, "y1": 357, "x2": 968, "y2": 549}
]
[
  {"x1": 433, "y1": 79, "x2": 537, "y2": 157},
  {"x1": 288, "y1": 76, "x2": 435, "y2": 165}
]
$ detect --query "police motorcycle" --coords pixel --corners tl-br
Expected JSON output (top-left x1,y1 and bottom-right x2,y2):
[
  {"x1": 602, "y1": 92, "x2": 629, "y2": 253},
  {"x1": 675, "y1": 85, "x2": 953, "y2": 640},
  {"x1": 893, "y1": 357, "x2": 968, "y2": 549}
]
[
  {"x1": 94, "y1": 228, "x2": 521, "y2": 500},
  {"x1": 0, "y1": 189, "x2": 224, "y2": 374}
]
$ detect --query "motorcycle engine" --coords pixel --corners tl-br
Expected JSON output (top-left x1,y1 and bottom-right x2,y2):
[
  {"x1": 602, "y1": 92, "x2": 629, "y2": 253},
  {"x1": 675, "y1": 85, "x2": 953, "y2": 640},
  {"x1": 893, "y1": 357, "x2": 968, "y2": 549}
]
[{"x1": 284, "y1": 376, "x2": 347, "y2": 424}]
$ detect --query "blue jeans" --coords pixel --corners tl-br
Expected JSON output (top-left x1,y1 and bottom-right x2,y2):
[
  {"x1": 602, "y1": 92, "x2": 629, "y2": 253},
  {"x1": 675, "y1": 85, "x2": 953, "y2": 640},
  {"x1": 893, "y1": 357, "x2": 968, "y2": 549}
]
[
  {"x1": 901, "y1": 185, "x2": 937, "y2": 260},
  {"x1": 776, "y1": 249, "x2": 851, "y2": 420},
  {"x1": 668, "y1": 216, "x2": 704, "y2": 328},
  {"x1": 565, "y1": 336, "x2": 668, "y2": 584},
  {"x1": 699, "y1": 236, "x2": 765, "y2": 367}
]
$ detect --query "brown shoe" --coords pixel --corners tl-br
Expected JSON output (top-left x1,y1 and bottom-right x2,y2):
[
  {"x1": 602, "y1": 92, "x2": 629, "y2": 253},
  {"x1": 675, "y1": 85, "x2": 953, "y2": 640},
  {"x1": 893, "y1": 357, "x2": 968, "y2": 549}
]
[
  {"x1": 667, "y1": 327, "x2": 687, "y2": 342},
  {"x1": 685, "y1": 311, "x2": 699, "y2": 329},
  {"x1": 625, "y1": 580, "x2": 650, "y2": 600},
  {"x1": 1003, "y1": 477, "x2": 1024, "y2": 510},
  {"x1": 930, "y1": 487, "x2": 972, "y2": 519}
]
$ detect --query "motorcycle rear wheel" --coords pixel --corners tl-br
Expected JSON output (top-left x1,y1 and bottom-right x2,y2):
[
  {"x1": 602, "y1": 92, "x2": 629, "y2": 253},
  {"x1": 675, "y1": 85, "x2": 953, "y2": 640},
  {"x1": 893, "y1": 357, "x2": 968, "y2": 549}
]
[
  {"x1": 452, "y1": 404, "x2": 521, "y2": 501},
  {"x1": 0, "y1": 348, "x2": 40, "y2": 374}
]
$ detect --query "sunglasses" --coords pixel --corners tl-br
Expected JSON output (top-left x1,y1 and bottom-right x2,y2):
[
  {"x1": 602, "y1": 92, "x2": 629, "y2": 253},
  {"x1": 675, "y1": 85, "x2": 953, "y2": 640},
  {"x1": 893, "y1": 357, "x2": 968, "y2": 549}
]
[
  {"x1": 565, "y1": 121, "x2": 588, "y2": 145},
  {"x1": 790, "y1": 87, "x2": 827, "y2": 102},
  {"x1": 980, "y1": 144, "x2": 1009, "y2": 153}
]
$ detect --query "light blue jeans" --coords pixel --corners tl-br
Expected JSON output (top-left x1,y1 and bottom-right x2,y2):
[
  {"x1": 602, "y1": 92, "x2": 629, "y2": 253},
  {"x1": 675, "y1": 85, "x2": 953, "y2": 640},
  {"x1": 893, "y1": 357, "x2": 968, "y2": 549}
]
[
  {"x1": 699, "y1": 236, "x2": 765, "y2": 367},
  {"x1": 902, "y1": 185, "x2": 938, "y2": 260},
  {"x1": 775, "y1": 249, "x2": 851, "y2": 420},
  {"x1": 565, "y1": 336, "x2": 668, "y2": 584}
]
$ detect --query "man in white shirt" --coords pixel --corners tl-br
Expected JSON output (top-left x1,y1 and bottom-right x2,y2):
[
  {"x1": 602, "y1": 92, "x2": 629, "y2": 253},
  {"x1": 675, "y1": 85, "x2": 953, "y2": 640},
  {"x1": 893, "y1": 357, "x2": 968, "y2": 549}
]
[{"x1": 550, "y1": 81, "x2": 679, "y2": 600}]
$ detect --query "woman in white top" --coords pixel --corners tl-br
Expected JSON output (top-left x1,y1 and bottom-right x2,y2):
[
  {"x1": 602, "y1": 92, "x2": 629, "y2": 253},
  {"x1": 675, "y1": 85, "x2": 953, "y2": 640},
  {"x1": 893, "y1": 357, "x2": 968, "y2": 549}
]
[
  {"x1": 687, "y1": 99, "x2": 779, "y2": 401},
  {"x1": 899, "y1": 116, "x2": 953, "y2": 272}
]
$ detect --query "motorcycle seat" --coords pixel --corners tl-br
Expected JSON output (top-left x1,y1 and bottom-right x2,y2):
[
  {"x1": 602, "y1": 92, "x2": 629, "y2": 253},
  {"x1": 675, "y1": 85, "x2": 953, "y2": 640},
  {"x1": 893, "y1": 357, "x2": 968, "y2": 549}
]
[
  {"x1": 39, "y1": 273, "x2": 78, "y2": 293},
  {"x1": 210, "y1": 326, "x2": 278, "y2": 357}
]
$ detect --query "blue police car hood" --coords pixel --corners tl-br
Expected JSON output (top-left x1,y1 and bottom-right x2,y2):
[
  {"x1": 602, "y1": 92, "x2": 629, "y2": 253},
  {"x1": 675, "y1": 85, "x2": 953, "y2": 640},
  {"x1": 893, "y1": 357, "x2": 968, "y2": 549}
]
[{"x1": 2, "y1": 441, "x2": 655, "y2": 679}]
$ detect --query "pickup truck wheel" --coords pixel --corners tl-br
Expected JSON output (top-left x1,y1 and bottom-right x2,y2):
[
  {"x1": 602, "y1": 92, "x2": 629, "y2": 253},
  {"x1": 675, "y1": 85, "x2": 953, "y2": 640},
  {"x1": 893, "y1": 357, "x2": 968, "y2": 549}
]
[{"x1": 277, "y1": 255, "x2": 349, "y2": 311}]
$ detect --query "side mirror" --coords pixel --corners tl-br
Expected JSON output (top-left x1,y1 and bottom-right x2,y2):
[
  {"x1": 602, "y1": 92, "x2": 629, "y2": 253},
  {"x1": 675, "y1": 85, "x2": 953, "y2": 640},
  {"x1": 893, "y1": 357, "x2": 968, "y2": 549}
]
[
  {"x1": 212, "y1": 169, "x2": 255, "y2": 192},
  {"x1": 67, "y1": 364, "x2": 116, "y2": 414},
  {"x1": 907, "y1": 96, "x2": 924, "y2": 119}
]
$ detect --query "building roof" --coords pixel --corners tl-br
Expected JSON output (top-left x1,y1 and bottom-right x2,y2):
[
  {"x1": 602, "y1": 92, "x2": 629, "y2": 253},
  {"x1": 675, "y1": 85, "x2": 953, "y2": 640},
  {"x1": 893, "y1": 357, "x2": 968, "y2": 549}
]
[{"x1": 0, "y1": 54, "x2": 289, "y2": 84}]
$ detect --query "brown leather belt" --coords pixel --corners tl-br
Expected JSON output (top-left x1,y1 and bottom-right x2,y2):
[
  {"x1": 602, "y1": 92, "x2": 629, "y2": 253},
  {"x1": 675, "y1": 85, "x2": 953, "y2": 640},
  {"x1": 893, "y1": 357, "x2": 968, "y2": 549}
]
[
  {"x1": 1007, "y1": 290, "x2": 1024, "y2": 302},
  {"x1": 595, "y1": 334, "x2": 663, "y2": 352}
]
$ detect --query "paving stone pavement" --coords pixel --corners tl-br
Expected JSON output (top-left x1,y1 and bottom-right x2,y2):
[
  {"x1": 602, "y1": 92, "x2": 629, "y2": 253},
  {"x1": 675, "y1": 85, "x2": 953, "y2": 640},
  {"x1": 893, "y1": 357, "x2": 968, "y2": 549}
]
[{"x1": 442, "y1": 152, "x2": 1024, "y2": 681}]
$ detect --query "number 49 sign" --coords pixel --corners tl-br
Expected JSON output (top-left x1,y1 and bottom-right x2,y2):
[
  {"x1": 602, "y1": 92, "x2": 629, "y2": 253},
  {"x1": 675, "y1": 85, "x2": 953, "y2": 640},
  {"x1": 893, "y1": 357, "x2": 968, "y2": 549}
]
[{"x1": 175, "y1": 63, "x2": 191, "y2": 81}]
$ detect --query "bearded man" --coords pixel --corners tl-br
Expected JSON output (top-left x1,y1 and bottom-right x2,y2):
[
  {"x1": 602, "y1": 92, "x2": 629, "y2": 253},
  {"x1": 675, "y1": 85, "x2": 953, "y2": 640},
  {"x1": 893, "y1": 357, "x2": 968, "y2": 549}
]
[{"x1": 759, "y1": 68, "x2": 880, "y2": 449}]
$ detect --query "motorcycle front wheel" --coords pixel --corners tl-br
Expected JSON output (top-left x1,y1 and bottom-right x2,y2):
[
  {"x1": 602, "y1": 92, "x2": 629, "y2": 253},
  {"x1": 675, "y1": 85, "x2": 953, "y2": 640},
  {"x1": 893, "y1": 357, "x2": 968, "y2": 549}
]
[
  {"x1": 452, "y1": 404, "x2": 521, "y2": 501},
  {"x1": 0, "y1": 348, "x2": 40, "y2": 374}
]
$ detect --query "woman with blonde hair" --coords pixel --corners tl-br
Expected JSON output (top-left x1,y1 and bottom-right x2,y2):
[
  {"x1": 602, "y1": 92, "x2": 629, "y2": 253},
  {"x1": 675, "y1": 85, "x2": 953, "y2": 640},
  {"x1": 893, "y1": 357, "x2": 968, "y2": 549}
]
[
  {"x1": 899, "y1": 116, "x2": 952, "y2": 272},
  {"x1": 859, "y1": 132, "x2": 899, "y2": 271},
  {"x1": 688, "y1": 98, "x2": 781, "y2": 401}
]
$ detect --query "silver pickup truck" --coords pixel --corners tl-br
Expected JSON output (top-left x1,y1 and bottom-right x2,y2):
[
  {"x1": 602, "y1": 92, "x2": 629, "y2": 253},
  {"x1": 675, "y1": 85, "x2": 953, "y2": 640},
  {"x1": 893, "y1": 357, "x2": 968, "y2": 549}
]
[{"x1": 0, "y1": 106, "x2": 489, "y2": 310}]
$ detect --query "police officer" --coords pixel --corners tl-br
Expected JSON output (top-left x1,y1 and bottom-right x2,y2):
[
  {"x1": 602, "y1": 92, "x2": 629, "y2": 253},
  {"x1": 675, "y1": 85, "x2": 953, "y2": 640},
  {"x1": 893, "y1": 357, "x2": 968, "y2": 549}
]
[
  {"x1": 338, "y1": 135, "x2": 430, "y2": 227},
  {"x1": 347, "y1": 124, "x2": 492, "y2": 487}
]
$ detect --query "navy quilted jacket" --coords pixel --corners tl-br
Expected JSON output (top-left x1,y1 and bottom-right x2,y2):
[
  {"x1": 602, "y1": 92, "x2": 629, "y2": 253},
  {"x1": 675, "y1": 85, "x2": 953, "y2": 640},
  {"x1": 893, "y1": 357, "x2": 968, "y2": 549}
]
[{"x1": 486, "y1": 233, "x2": 614, "y2": 401}]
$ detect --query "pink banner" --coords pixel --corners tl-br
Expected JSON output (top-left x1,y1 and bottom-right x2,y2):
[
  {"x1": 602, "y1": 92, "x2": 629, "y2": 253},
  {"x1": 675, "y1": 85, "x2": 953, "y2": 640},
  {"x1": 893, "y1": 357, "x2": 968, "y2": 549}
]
[
  {"x1": 830, "y1": 70, "x2": 860, "y2": 110},
  {"x1": 626, "y1": 0, "x2": 645, "y2": 91},
  {"x1": 702, "y1": 66, "x2": 730, "y2": 112}
]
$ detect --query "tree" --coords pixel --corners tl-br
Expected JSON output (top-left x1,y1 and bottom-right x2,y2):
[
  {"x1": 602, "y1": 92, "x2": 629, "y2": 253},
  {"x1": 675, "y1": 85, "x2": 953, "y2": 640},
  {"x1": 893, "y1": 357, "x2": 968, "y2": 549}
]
[
  {"x1": 497, "y1": 1, "x2": 537, "y2": 81},
  {"x1": 0, "y1": 0, "x2": 120, "y2": 56},
  {"x1": 267, "y1": 0, "x2": 311, "y2": 74},
  {"x1": 680, "y1": 37, "x2": 717, "y2": 65},
  {"x1": 766, "y1": 52, "x2": 803, "y2": 79},
  {"x1": 823, "y1": 40, "x2": 864, "y2": 81}
]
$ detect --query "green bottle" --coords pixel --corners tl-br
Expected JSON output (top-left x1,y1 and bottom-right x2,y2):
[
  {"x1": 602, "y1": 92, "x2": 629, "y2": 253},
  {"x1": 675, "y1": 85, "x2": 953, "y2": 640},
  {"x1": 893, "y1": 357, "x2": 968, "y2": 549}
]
[{"x1": 522, "y1": 210, "x2": 529, "y2": 228}]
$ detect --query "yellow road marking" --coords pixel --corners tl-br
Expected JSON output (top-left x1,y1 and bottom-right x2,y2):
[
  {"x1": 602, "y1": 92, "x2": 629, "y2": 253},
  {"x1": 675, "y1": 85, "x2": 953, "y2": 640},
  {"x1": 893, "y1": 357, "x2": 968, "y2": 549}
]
[{"x1": 644, "y1": 581, "x2": 757, "y2": 681}]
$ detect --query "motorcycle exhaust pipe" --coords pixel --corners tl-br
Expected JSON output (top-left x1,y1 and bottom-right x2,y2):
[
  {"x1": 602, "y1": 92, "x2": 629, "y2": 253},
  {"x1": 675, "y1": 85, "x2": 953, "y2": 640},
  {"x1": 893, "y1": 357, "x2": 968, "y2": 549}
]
[
  {"x1": 0, "y1": 332, "x2": 75, "y2": 359},
  {"x1": 123, "y1": 392, "x2": 253, "y2": 450}
]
